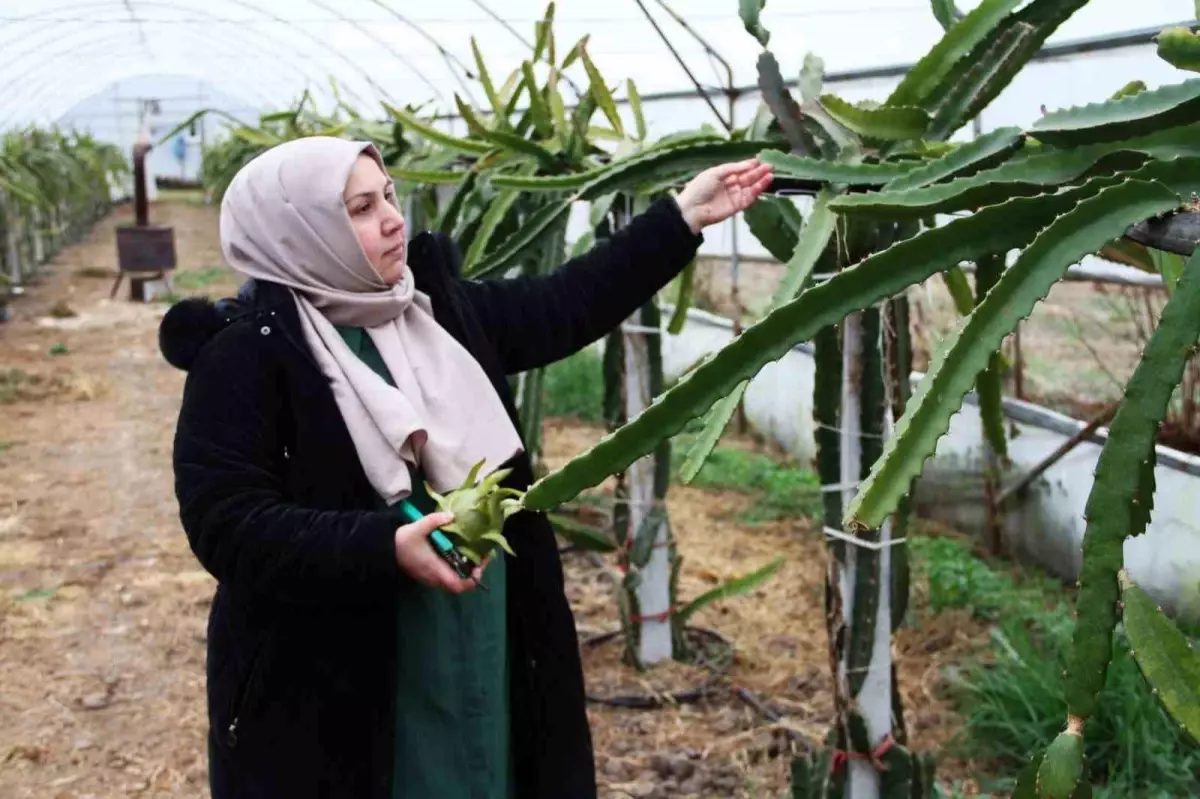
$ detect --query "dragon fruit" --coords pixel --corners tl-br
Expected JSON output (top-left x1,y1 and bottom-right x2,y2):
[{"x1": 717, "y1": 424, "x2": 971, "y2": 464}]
[{"x1": 424, "y1": 458, "x2": 525, "y2": 564}]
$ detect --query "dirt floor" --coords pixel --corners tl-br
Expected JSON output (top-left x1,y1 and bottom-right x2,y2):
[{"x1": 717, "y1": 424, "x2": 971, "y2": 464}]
[{"x1": 0, "y1": 198, "x2": 995, "y2": 798}]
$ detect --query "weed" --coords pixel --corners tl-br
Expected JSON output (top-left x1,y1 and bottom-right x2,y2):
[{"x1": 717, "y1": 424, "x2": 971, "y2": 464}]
[
  {"x1": 48, "y1": 300, "x2": 76, "y2": 318},
  {"x1": 541, "y1": 347, "x2": 603, "y2": 423},
  {"x1": 669, "y1": 442, "x2": 821, "y2": 524},
  {"x1": 908, "y1": 535, "x2": 1059, "y2": 621},
  {"x1": 75, "y1": 266, "x2": 114, "y2": 279},
  {"x1": 924, "y1": 537, "x2": 1200, "y2": 797},
  {"x1": 172, "y1": 266, "x2": 231, "y2": 291},
  {"x1": 48, "y1": 342, "x2": 68, "y2": 356}
]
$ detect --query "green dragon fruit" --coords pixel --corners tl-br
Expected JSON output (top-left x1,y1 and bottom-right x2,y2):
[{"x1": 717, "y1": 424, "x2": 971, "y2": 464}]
[{"x1": 424, "y1": 458, "x2": 525, "y2": 564}]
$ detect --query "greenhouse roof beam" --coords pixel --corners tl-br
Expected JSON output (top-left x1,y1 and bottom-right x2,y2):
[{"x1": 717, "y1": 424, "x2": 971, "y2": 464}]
[{"x1": 362, "y1": 0, "x2": 480, "y2": 106}]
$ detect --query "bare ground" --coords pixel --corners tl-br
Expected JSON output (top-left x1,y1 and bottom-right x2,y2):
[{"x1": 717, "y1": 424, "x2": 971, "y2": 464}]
[{"x1": 0, "y1": 199, "x2": 997, "y2": 798}]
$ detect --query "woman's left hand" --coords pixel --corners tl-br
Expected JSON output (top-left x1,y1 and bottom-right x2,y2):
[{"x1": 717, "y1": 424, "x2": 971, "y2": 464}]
[{"x1": 675, "y1": 158, "x2": 774, "y2": 234}]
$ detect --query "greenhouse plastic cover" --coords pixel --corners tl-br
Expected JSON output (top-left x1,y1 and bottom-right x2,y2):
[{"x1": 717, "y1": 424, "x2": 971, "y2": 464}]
[{"x1": 0, "y1": 0, "x2": 1191, "y2": 134}]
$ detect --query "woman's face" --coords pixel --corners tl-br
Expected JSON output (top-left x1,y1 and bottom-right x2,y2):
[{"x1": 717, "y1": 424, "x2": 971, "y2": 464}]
[{"x1": 343, "y1": 154, "x2": 407, "y2": 285}]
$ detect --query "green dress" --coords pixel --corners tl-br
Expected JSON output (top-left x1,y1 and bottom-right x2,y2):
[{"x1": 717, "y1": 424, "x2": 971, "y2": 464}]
[{"x1": 334, "y1": 325, "x2": 514, "y2": 799}]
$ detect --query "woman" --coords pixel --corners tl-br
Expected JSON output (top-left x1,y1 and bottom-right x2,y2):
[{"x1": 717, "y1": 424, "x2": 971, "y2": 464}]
[{"x1": 160, "y1": 135, "x2": 771, "y2": 799}]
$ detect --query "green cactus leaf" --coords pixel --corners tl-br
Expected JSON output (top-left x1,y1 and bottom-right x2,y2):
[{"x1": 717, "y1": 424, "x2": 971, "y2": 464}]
[
  {"x1": 470, "y1": 37, "x2": 503, "y2": 118},
  {"x1": 883, "y1": 126, "x2": 1024, "y2": 192},
  {"x1": 974, "y1": 255, "x2": 1009, "y2": 461},
  {"x1": 1013, "y1": 750, "x2": 1046, "y2": 799},
  {"x1": 628, "y1": 507, "x2": 664, "y2": 569},
  {"x1": 1064, "y1": 246, "x2": 1200, "y2": 721},
  {"x1": 922, "y1": 0, "x2": 1090, "y2": 139},
  {"x1": 831, "y1": 124, "x2": 1200, "y2": 217},
  {"x1": 1159, "y1": 27, "x2": 1200, "y2": 72},
  {"x1": 475, "y1": 127, "x2": 561, "y2": 171},
  {"x1": 878, "y1": 741, "x2": 914, "y2": 798},
  {"x1": 889, "y1": 0, "x2": 1024, "y2": 108},
  {"x1": 467, "y1": 197, "x2": 572, "y2": 279},
  {"x1": 383, "y1": 102, "x2": 493, "y2": 155},
  {"x1": 757, "y1": 51, "x2": 825, "y2": 156},
  {"x1": 674, "y1": 556, "x2": 783, "y2": 628},
  {"x1": 759, "y1": 149, "x2": 920, "y2": 186},
  {"x1": 928, "y1": 21, "x2": 1039, "y2": 141},
  {"x1": 627, "y1": 79, "x2": 647, "y2": 140},
  {"x1": 573, "y1": 139, "x2": 779, "y2": 198},
  {"x1": 679, "y1": 190, "x2": 836, "y2": 483},
  {"x1": 520, "y1": 174, "x2": 1115, "y2": 511},
  {"x1": 578, "y1": 43, "x2": 623, "y2": 136},
  {"x1": 547, "y1": 513, "x2": 619, "y2": 552},
  {"x1": 845, "y1": 175, "x2": 1192, "y2": 531},
  {"x1": 480, "y1": 531, "x2": 516, "y2": 557},
  {"x1": 1119, "y1": 571, "x2": 1200, "y2": 743},
  {"x1": 462, "y1": 186, "x2": 522, "y2": 271},
  {"x1": 1036, "y1": 728, "x2": 1084, "y2": 799},
  {"x1": 1031, "y1": 76, "x2": 1200, "y2": 146},
  {"x1": 520, "y1": 61, "x2": 555, "y2": 138},
  {"x1": 739, "y1": 0, "x2": 770, "y2": 46},
  {"x1": 743, "y1": 194, "x2": 804, "y2": 263},
  {"x1": 386, "y1": 167, "x2": 472, "y2": 185},
  {"x1": 941, "y1": 265, "x2": 975, "y2": 315},
  {"x1": 819, "y1": 94, "x2": 929, "y2": 141},
  {"x1": 666, "y1": 259, "x2": 695, "y2": 335},
  {"x1": 489, "y1": 168, "x2": 603, "y2": 191},
  {"x1": 931, "y1": 0, "x2": 964, "y2": 31},
  {"x1": 471, "y1": 139, "x2": 782, "y2": 276},
  {"x1": 789, "y1": 754, "x2": 810, "y2": 799}
]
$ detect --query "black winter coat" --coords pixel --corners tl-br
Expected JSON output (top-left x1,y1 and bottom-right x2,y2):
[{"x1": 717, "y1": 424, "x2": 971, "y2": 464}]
[{"x1": 159, "y1": 196, "x2": 703, "y2": 799}]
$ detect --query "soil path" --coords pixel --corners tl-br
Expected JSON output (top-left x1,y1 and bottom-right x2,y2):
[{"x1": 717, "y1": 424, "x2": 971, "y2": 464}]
[{"x1": 0, "y1": 199, "x2": 985, "y2": 798}]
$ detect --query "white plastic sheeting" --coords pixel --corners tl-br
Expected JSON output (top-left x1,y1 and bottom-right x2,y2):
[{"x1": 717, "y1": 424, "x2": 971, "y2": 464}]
[
  {"x1": 0, "y1": 0, "x2": 1188, "y2": 129},
  {"x1": 7, "y1": 1, "x2": 1195, "y2": 259}
]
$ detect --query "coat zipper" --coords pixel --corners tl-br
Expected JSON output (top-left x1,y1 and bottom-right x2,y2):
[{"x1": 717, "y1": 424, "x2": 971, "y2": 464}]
[{"x1": 226, "y1": 642, "x2": 267, "y2": 748}]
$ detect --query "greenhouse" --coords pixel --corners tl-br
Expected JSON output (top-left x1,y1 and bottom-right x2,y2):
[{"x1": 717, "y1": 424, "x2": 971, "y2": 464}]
[{"x1": 2, "y1": 1, "x2": 1200, "y2": 797}]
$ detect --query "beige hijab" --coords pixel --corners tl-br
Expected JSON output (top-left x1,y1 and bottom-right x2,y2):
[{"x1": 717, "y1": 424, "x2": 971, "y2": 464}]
[{"x1": 218, "y1": 136, "x2": 524, "y2": 505}]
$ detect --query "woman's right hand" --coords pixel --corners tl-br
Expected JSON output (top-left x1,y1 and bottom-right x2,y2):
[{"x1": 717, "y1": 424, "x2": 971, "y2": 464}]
[{"x1": 394, "y1": 512, "x2": 485, "y2": 593}]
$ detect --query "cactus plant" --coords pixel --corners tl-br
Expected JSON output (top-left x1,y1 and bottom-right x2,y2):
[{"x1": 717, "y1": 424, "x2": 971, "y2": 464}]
[
  {"x1": 508, "y1": 1, "x2": 1200, "y2": 796},
  {"x1": 1119, "y1": 570, "x2": 1200, "y2": 744}
]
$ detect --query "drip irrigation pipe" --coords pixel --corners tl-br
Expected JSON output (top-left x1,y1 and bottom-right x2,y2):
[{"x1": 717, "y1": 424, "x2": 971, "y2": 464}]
[
  {"x1": 578, "y1": 626, "x2": 813, "y2": 752},
  {"x1": 560, "y1": 522, "x2": 816, "y2": 749}
]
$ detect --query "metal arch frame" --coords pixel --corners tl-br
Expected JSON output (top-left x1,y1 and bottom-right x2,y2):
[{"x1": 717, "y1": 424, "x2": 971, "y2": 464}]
[
  {"x1": 0, "y1": 0, "x2": 383, "y2": 110},
  {"x1": 363, "y1": 0, "x2": 479, "y2": 106},
  {"x1": 206, "y1": 0, "x2": 386, "y2": 109},
  {"x1": 0, "y1": 41, "x2": 308, "y2": 131},
  {"x1": 0, "y1": 2, "x2": 363, "y2": 116},
  {"x1": 300, "y1": 0, "x2": 442, "y2": 102},
  {"x1": 23, "y1": 61, "x2": 302, "y2": 130},
  {"x1": 0, "y1": 33, "x2": 309, "y2": 129}
]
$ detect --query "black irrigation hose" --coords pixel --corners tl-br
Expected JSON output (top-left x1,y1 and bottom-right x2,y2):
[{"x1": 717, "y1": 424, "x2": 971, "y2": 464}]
[
  {"x1": 562, "y1": 532, "x2": 811, "y2": 745},
  {"x1": 580, "y1": 626, "x2": 733, "y2": 709},
  {"x1": 579, "y1": 626, "x2": 814, "y2": 751}
]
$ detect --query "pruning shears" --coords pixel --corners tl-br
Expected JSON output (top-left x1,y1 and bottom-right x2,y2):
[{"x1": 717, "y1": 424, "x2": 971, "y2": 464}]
[{"x1": 398, "y1": 499, "x2": 487, "y2": 592}]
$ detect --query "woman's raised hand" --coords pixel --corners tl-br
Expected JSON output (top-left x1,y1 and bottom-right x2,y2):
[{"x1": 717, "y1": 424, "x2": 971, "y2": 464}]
[{"x1": 674, "y1": 158, "x2": 774, "y2": 234}]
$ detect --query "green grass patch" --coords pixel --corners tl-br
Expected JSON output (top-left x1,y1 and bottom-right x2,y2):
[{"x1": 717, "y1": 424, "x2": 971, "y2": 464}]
[
  {"x1": 669, "y1": 440, "x2": 822, "y2": 524},
  {"x1": 916, "y1": 535, "x2": 1200, "y2": 797},
  {"x1": 172, "y1": 266, "x2": 231, "y2": 292},
  {"x1": 540, "y1": 347, "x2": 604, "y2": 423}
]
